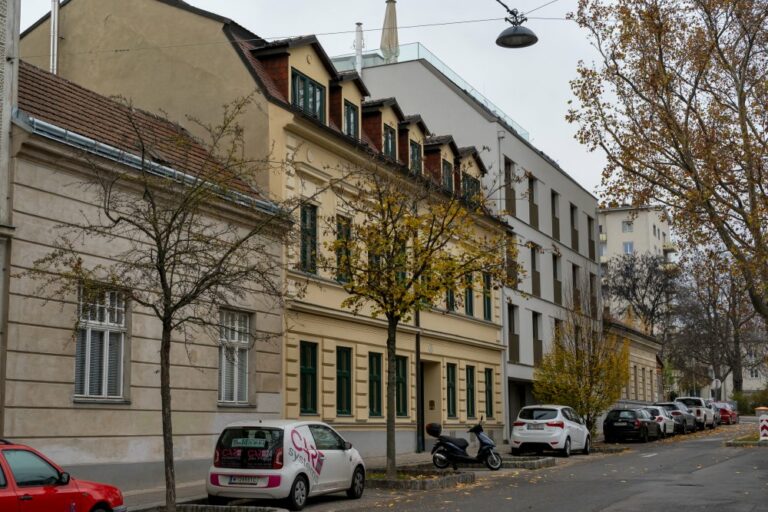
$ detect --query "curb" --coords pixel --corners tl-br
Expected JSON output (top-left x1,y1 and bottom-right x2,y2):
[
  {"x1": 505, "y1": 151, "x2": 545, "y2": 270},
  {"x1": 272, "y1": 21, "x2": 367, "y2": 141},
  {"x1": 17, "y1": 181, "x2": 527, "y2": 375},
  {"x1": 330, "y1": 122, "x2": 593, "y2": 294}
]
[
  {"x1": 366, "y1": 469, "x2": 476, "y2": 490},
  {"x1": 591, "y1": 445, "x2": 628, "y2": 454},
  {"x1": 133, "y1": 505, "x2": 286, "y2": 512},
  {"x1": 725, "y1": 439, "x2": 768, "y2": 447},
  {"x1": 402, "y1": 455, "x2": 556, "y2": 471}
]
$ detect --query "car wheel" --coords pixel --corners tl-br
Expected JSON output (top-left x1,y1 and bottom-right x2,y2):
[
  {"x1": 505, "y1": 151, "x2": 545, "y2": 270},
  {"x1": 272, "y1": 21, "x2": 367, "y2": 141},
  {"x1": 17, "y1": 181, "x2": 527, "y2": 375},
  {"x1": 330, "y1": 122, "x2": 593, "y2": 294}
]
[
  {"x1": 582, "y1": 436, "x2": 591, "y2": 455},
  {"x1": 346, "y1": 466, "x2": 365, "y2": 499},
  {"x1": 485, "y1": 451, "x2": 503, "y2": 470},
  {"x1": 562, "y1": 437, "x2": 571, "y2": 457},
  {"x1": 286, "y1": 474, "x2": 309, "y2": 511}
]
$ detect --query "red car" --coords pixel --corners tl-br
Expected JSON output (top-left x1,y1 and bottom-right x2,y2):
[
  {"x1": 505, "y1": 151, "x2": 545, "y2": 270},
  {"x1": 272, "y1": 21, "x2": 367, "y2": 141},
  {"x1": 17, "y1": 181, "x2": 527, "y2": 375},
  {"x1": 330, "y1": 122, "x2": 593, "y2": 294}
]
[
  {"x1": 0, "y1": 439, "x2": 126, "y2": 512},
  {"x1": 715, "y1": 402, "x2": 740, "y2": 425}
]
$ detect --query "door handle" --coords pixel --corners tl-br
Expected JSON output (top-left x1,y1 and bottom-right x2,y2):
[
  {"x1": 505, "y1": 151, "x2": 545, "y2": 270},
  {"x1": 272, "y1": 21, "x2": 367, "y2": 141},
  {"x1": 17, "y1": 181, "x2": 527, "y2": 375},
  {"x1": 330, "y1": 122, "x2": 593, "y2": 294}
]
[{"x1": 19, "y1": 494, "x2": 33, "y2": 501}]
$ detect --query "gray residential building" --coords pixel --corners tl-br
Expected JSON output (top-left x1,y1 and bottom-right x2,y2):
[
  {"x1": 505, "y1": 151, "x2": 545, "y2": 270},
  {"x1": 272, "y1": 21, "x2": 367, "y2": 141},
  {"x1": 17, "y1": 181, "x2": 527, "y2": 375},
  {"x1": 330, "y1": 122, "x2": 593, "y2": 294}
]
[{"x1": 334, "y1": 43, "x2": 601, "y2": 438}]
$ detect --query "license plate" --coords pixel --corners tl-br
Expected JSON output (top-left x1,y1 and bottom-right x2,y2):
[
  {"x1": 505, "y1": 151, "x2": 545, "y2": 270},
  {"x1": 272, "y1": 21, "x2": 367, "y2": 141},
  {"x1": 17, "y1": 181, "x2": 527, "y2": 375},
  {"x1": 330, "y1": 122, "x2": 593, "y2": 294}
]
[
  {"x1": 229, "y1": 476, "x2": 264, "y2": 486},
  {"x1": 527, "y1": 423, "x2": 544, "y2": 430},
  {"x1": 614, "y1": 422, "x2": 627, "y2": 426}
]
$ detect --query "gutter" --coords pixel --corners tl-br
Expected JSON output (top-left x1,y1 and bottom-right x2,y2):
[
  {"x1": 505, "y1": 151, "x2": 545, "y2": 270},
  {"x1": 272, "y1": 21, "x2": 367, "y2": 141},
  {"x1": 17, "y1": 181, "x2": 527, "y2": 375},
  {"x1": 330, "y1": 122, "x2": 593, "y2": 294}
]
[{"x1": 11, "y1": 108, "x2": 284, "y2": 218}]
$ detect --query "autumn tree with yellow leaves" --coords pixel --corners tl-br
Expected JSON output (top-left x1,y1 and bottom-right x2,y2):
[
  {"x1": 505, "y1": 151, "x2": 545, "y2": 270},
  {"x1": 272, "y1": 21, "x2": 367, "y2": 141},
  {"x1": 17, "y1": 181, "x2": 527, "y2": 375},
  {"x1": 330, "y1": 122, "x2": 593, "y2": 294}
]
[
  {"x1": 569, "y1": 0, "x2": 768, "y2": 321},
  {"x1": 533, "y1": 280, "x2": 629, "y2": 435},
  {"x1": 324, "y1": 164, "x2": 514, "y2": 478}
]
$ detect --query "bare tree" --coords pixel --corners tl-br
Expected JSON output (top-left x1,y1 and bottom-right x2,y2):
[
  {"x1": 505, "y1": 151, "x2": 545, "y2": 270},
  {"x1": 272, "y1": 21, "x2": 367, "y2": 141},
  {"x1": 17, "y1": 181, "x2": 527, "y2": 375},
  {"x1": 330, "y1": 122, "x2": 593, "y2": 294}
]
[{"x1": 26, "y1": 97, "x2": 297, "y2": 512}]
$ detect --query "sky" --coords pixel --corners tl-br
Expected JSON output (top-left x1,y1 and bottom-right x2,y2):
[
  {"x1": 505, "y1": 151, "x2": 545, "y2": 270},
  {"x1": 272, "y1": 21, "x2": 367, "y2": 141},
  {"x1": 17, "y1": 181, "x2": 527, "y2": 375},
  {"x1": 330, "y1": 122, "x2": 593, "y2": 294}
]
[{"x1": 19, "y1": 0, "x2": 607, "y2": 195}]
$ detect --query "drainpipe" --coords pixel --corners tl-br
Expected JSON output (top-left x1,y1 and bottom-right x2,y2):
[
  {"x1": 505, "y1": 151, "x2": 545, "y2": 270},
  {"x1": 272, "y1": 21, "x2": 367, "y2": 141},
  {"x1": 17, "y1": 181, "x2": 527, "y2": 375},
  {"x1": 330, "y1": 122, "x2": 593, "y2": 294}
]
[
  {"x1": 415, "y1": 310, "x2": 424, "y2": 452},
  {"x1": 50, "y1": 0, "x2": 60, "y2": 74},
  {"x1": 497, "y1": 129, "x2": 511, "y2": 442}
]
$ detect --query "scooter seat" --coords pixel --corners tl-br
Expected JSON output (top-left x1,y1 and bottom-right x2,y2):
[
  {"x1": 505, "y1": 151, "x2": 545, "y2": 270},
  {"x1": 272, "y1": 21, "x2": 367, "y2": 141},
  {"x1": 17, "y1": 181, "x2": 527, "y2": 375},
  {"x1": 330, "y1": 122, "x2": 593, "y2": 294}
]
[{"x1": 438, "y1": 435, "x2": 469, "y2": 449}]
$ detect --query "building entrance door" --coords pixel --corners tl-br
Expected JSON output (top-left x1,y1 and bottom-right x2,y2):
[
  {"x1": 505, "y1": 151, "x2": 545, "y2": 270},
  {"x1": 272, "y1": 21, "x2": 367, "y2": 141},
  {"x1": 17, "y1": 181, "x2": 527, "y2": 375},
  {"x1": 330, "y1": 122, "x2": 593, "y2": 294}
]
[{"x1": 421, "y1": 360, "x2": 442, "y2": 450}]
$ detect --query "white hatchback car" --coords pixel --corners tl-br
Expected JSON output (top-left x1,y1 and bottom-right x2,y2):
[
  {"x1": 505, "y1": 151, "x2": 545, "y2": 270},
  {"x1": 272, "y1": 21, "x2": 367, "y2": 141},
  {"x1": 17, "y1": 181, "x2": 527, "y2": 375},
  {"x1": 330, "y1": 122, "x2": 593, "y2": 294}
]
[
  {"x1": 511, "y1": 405, "x2": 591, "y2": 457},
  {"x1": 643, "y1": 405, "x2": 675, "y2": 437},
  {"x1": 207, "y1": 420, "x2": 366, "y2": 510}
]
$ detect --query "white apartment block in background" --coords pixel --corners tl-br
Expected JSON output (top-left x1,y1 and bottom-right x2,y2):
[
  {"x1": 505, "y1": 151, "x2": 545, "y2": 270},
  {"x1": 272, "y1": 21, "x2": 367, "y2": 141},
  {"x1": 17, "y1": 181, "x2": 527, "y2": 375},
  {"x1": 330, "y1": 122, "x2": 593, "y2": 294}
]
[
  {"x1": 598, "y1": 205, "x2": 676, "y2": 264},
  {"x1": 334, "y1": 43, "x2": 600, "y2": 438}
]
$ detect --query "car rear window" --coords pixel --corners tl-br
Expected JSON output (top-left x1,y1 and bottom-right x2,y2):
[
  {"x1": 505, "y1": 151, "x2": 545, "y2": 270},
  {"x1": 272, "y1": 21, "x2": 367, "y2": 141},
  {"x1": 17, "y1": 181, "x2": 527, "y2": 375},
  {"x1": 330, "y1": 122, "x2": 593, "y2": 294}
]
[
  {"x1": 607, "y1": 410, "x2": 636, "y2": 420},
  {"x1": 677, "y1": 398, "x2": 702, "y2": 407},
  {"x1": 645, "y1": 408, "x2": 661, "y2": 416},
  {"x1": 519, "y1": 408, "x2": 558, "y2": 420},
  {"x1": 216, "y1": 427, "x2": 283, "y2": 469}
]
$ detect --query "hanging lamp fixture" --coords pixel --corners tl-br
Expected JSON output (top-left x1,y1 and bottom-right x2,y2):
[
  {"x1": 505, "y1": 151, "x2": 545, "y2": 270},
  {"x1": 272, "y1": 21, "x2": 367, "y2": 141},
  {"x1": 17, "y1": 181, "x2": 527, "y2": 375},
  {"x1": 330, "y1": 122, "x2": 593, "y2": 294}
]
[{"x1": 494, "y1": 0, "x2": 538, "y2": 48}]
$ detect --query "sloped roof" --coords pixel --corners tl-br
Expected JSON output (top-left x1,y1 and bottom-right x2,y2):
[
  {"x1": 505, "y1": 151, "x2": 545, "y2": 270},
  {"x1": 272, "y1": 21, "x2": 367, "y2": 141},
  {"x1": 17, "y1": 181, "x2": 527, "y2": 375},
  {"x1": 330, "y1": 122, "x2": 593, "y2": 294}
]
[
  {"x1": 362, "y1": 98, "x2": 405, "y2": 120},
  {"x1": 16, "y1": 61, "x2": 260, "y2": 198},
  {"x1": 458, "y1": 146, "x2": 488, "y2": 176},
  {"x1": 400, "y1": 115, "x2": 430, "y2": 136},
  {"x1": 424, "y1": 135, "x2": 460, "y2": 156}
]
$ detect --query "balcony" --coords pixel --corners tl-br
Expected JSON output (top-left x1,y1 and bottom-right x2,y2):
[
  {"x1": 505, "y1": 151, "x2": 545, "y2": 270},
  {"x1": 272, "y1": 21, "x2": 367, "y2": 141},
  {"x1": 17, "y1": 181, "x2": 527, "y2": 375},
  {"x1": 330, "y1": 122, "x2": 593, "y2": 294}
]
[{"x1": 599, "y1": 232, "x2": 607, "y2": 242}]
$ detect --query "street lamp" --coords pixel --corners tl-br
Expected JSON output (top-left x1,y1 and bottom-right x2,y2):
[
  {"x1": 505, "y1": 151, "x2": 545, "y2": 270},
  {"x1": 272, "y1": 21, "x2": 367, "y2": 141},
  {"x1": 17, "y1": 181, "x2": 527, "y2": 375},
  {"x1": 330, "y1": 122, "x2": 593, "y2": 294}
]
[{"x1": 494, "y1": 0, "x2": 538, "y2": 48}]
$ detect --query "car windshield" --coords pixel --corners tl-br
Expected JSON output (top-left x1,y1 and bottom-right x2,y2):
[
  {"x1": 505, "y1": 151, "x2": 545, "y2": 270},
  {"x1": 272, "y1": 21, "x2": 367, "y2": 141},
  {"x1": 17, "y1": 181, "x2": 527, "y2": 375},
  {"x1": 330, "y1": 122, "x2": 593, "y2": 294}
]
[
  {"x1": 519, "y1": 408, "x2": 558, "y2": 420},
  {"x1": 645, "y1": 408, "x2": 661, "y2": 416},
  {"x1": 216, "y1": 427, "x2": 283, "y2": 469},
  {"x1": 677, "y1": 398, "x2": 702, "y2": 407},
  {"x1": 607, "y1": 410, "x2": 636, "y2": 420}
]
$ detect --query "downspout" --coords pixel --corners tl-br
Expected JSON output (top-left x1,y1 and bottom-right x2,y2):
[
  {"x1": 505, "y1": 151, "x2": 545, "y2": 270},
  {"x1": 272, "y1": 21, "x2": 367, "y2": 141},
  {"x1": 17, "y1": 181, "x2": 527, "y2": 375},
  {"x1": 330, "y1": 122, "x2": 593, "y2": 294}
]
[
  {"x1": 415, "y1": 310, "x2": 424, "y2": 452},
  {"x1": 497, "y1": 129, "x2": 511, "y2": 441}
]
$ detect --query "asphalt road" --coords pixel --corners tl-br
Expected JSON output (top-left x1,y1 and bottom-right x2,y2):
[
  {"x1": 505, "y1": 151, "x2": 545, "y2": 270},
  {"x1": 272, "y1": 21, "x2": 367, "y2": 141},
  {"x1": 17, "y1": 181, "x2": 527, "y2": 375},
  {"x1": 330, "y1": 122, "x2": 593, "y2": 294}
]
[{"x1": 306, "y1": 424, "x2": 768, "y2": 512}]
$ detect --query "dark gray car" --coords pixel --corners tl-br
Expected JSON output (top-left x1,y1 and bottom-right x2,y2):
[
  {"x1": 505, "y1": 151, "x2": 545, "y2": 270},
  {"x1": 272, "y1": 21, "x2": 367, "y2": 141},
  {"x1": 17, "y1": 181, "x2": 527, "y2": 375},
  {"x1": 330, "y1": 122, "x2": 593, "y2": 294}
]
[{"x1": 654, "y1": 401, "x2": 695, "y2": 434}]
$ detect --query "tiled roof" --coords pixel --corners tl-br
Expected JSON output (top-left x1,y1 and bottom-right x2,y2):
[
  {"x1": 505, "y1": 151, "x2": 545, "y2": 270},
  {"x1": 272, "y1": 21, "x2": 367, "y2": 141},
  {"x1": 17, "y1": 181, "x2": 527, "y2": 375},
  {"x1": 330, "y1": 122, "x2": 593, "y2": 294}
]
[{"x1": 17, "y1": 61, "x2": 259, "y2": 197}]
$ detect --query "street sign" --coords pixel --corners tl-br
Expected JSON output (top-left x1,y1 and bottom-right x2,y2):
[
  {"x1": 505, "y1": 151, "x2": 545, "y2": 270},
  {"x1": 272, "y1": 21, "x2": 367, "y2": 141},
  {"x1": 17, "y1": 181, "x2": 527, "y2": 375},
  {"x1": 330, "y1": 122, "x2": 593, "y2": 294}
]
[{"x1": 760, "y1": 415, "x2": 768, "y2": 441}]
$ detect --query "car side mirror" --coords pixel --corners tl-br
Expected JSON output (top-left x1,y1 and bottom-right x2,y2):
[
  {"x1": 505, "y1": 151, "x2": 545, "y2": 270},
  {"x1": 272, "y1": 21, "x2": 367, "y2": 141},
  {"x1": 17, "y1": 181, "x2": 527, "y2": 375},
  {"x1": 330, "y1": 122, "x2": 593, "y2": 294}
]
[
  {"x1": 344, "y1": 441, "x2": 353, "y2": 450},
  {"x1": 59, "y1": 472, "x2": 70, "y2": 485}
]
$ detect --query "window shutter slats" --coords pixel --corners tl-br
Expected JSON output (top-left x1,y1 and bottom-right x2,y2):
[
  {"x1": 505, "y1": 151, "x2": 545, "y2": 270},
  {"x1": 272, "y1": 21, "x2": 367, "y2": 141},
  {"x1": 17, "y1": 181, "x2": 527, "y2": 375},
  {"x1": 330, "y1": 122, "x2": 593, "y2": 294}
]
[
  {"x1": 107, "y1": 332, "x2": 122, "y2": 397},
  {"x1": 74, "y1": 329, "x2": 87, "y2": 395},
  {"x1": 88, "y1": 330, "x2": 104, "y2": 396}
]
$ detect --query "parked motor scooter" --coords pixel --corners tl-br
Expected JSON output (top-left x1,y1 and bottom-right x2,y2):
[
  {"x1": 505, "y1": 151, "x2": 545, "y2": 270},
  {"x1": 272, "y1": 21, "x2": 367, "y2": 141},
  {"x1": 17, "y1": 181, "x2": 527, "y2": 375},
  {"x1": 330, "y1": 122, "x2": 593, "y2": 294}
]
[{"x1": 426, "y1": 416, "x2": 502, "y2": 470}]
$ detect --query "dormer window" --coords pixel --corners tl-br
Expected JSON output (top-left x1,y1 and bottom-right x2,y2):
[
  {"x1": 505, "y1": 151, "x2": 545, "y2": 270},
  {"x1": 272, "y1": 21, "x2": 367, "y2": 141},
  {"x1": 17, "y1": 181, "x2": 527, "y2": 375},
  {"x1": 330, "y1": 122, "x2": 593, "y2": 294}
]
[
  {"x1": 383, "y1": 125, "x2": 397, "y2": 159},
  {"x1": 409, "y1": 140, "x2": 422, "y2": 175},
  {"x1": 292, "y1": 69, "x2": 325, "y2": 122},
  {"x1": 344, "y1": 100, "x2": 359, "y2": 138},
  {"x1": 442, "y1": 159, "x2": 454, "y2": 192}
]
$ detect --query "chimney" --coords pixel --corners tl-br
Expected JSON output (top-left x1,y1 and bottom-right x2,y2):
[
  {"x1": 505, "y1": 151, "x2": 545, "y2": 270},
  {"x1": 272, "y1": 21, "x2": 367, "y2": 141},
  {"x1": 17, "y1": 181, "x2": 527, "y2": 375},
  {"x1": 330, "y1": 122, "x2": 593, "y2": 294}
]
[
  {"x1": 50, "y1": 0, "x2": 60, "y2": 74},
  {"x1": 354, "y1": 22, "x2": 364, "y2": 75}
]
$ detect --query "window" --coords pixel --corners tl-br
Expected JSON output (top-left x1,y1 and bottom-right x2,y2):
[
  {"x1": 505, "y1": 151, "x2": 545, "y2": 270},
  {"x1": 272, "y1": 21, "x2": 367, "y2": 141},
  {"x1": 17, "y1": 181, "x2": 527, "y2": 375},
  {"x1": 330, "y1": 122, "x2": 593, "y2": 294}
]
[
  {"x1": 532, "y1": 312, "x2": 542, "y2": 366},
  {"x1": 446, "y1": 288, "x2": 456, "y2": 312},
  {"x1": 653, "y1": 225, "x2": 657, "y2": 237},
  {"x1": 623, "y1": 241, "x2": 634, "y2": 254},
  {"x1": 395, "y1": 356, "x2": 408, "y2": 416},
  {"x1": 383, "y1": 125, "x2": 397, "y2": 159},
  {"x1": 504, "y1": 157, "x2": 516, "y2": 215},
  {"x1": 336, "y1": 215, "x2": 351, "y2": 282},
  {"x1": 447, "y1": 363, "x2": 457, "y2": 417},
  {"x1": 75, "y1": 289, "x2": 125, "y2": 399},
  {"x1": 508, "y1": 304, "x2": 520, "y2": 363},
  {"x1": 484, "y1": 368, "x2": 494, "y2": 417},
  {"x1": 409, "y1": 140, "x2": 422, "y2": 174},
  {"x1": 551, "y1": 190, "x2": 560, "y2": 240},
  {"x1": 570, "y1": 204, "x2": 579, "y2": 251},
  {"x1": 369, "y1": 352, "x2": 382, "y2": 416},
  {"x1": 466, "y1": 365, "x2": 476, "y2": 418},
  {"x1": 622, "y1": 221, "x2": 634, "y2": 233},
  {"x1": 344, "y1": 100, "x2": 359, "y2": 138},
  {"x1": 291, "y1": 70, "x2": 325, "y2": 122},
  {"x1": 336, "y1": 347, "x2": 352, "y2": 415},
  {"x1": 530, "y1": 244, "x2": 541, "y2": 297},
  {"x1": 300, "y1": 341, "x2": 317, "y2": 414},
  {"x1": 4, "y1": 450, "x2": 60, "y2": 487},
  {"x1": 482, "y1": 272, "x2": 492, "y2": 321},
  {"x1": 0, "y1": 465, "x2": 5, "y2": 487},
  {"x1": 527, "y1": 177, "x2": 538, "y2": 228},
  {"x1": 749, "y1": 368, "x2": 760, "y2": 379},
  {"x1": 464, "y1": 274, "x2": 474, "y2": 316},
  {"x1": 442, "y1": 159, "x2": 454, "y2": 192},
  {"x1": 462, "y1": 174, "x2": 481, "y2": 204},
  {"x1": 308, "y1": 424, "x2": 345, "y2": 450},
  {"x1": 219, "y1": 310, "x2": 250, "y2": 404},
  {"x1": 553, "y1": 254, "x2": 562, "y2": 305},
  {"x1": 300, "y1": 204, "x2": 318, "y2": 273},
  {"x1": 599, "y1": 242, "x2": 607, "y2": 257}
]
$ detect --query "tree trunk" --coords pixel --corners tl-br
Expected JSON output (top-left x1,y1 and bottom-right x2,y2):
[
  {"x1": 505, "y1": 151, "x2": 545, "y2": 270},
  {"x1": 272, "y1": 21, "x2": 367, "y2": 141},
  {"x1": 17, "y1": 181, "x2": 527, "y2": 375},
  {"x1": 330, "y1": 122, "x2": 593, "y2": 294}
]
[
  {"x1": 732, "y1": 329, "x2": 743, "y2": 393},
  {"x1": 160, "y1": 320, "x2": 177, "y2": 512},
  {"x1": 385, "y1": 316, "x2": 399, "y2": 480}
]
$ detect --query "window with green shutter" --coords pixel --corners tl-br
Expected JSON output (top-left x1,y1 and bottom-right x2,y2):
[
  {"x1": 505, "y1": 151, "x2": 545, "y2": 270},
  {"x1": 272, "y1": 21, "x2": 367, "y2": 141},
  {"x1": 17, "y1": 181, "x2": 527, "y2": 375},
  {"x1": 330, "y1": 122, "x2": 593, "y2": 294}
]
[
  {"x1": 384, "y1": 125, "x2": 397, "y2": 159},
  {"x1": 336, "y1": 347, "x2": 352, "y2": 415},
  {"x1": 344, "y1": 100, "x2": 359, "y2": 138},
  {"x1": 409, "y1": 140, "x2": 422, "y2": 174},
  {"x1": 369, "y1": 352, "x2": 382, "y2": 416},
  {"x1": 482, "y1": 272, "x2": 492, "y2": 321},
  {"x1": 300, "y1": 341, "x2": 317, "y2": 414},
  {"x1": 292, "y1": 69, "x2": 325, "y2": 122},
  {"x1": 395, "y1": 356, "x2": 408, "y2": 416},
  {"x1": 466, "y1": 365, "x2": 476, "y2": 418},
  {"x1": 446, "y1": 289, "x2": 455, "y2": 312},
  {"x1": 442, "y1": 159, "x2": 454, "y2": 192},
  {"x1": 300, "y1": 204, "x2": 317, "y2": 273},
  {"x1": 484, "y1": 368, "x2": 494, "y2": 418},
  {"x1": 447, "y1": 363, "x2": 457, "y2": 418}
]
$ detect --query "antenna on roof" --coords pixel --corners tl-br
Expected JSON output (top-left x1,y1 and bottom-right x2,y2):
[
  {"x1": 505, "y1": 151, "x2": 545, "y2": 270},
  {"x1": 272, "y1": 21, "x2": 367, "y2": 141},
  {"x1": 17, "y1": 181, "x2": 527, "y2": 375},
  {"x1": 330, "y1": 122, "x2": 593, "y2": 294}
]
[
  {"x1": 354, "y1": 22, "x2": 364, "y2": 74},
  {"x1": 50, "y1": 0, "x2": 60, "y2": 74}
]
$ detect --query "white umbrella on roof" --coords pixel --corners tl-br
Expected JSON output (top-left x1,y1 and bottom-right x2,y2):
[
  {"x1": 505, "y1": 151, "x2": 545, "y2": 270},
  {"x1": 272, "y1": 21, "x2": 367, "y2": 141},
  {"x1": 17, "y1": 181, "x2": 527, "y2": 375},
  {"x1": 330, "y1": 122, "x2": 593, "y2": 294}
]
[{"x1": 381, "y1": 0, "x2": 400, "y2": 64}]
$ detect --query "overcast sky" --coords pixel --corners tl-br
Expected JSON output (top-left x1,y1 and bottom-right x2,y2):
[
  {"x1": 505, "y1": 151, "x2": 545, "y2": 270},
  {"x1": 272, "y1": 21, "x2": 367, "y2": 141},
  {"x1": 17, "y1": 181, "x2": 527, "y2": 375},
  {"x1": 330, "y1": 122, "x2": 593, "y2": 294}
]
[{"x1": 20, "y1": 0, "x2": 606, "y2": 194}]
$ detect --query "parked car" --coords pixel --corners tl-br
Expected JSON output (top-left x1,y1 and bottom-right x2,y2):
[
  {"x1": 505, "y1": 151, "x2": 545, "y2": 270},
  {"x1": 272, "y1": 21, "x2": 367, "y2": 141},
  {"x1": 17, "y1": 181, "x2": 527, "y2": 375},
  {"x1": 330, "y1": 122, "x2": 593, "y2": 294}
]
[
  {"x1": 511, "y1": 405, "x2": 591, "y2": 457},
  {"x1": 676, "y1": 397, "x2": 716, "y2": 430},
  {"x1": 604, "y1": 408, "x2": 662, "y2": 442},
  {"x1": 655, "y1": 401, "x2": 696, "y2": 434},
  {"x1": 705, "y1": 400, "x2": 722, "y2": 426},
  {"x1": 714, "y1": 402, "x2": 740, "y2": 424},
  {"x1": 207, "y1": 420, "x2": 365, "y2": 510},
  {"x1": 0, "y1": 439, "x2": 126, "y2": 512},
  {"x1": 643, "y1": 406, "x2": 675, "y2": 437}
]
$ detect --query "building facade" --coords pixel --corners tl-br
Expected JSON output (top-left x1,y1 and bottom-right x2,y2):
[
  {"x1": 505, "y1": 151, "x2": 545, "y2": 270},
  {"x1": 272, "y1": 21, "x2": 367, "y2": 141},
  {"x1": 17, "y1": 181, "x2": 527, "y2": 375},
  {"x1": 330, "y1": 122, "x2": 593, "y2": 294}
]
[
  {"x1": 334, "y1": 44, "x2": 601, "y2": 437},
  {"x1": 19, "y1": 0, "x2": 506, "y2": 475},
  {"x1": 598, "y1": 205, "x2": 675, "y2": 267}
]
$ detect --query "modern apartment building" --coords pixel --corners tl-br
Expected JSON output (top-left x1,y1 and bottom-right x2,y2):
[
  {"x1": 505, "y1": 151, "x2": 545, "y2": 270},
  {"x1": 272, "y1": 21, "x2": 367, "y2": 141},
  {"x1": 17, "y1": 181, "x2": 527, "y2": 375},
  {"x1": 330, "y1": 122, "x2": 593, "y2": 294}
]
[
  {"x1": 598, "y1": 205, "x2": 675, "y2": 265},
  {"x1": 334, "y1": 43, "x2": 601, "y2": 436},
  {"x1": 19, "y1": 0, "x2": 506, "y2": 478}
]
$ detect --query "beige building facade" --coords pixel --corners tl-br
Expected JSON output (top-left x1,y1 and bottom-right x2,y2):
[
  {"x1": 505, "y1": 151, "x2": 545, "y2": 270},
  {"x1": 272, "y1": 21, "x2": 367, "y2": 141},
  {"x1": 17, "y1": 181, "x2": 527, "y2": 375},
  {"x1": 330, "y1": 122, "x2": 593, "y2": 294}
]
[{"x1": 19, "y1": 0, "x2": 506, "y2": 467}]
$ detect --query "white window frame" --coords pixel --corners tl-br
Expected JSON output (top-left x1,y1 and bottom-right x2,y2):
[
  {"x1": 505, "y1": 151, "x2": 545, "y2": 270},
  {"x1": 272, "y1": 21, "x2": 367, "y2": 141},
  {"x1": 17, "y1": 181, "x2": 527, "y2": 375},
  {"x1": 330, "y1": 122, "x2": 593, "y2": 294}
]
[
  {"x1": 622, "y1": 221, "x2": 634, "y2": 233},
  {"x1": 218, "y1": 309, "x2": 251, "y2": 404},
  {"x1": 623, "y1": 241, "x2": 634, "y2": 254},
  {"x1": 75, "y1": 289, "x2": 126, "y2": 399}
]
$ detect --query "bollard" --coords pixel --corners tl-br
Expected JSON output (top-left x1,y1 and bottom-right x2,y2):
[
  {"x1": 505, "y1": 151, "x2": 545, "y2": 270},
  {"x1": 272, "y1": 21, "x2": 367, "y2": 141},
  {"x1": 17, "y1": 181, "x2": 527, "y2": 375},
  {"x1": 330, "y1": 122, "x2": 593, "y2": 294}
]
[{"x1": 756, "y1": 406, "x2": 768, "y2": 441}]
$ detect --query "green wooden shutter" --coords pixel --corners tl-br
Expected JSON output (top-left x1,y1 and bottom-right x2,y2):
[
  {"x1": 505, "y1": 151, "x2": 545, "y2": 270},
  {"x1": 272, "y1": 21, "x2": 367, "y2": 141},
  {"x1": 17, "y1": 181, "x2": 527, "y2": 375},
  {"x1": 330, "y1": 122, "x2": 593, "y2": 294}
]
[
  {"x1": 447, "y1": 363, "x2": 457, "y2": 418},
  {"x1": 300, "y1": 341, "x2": 317, "y2": 414},
  {"x1": 485, "y1": 368, "x2": 494, "y2": 418},
  {"x1": 369, "y1": 353, "x2": 382, "y2": 416},
  {"x1": 336, "y1": 347, "x2": 352, "y2": 415},
  {"x1": 395, "y1": 356, "x2": 408, "y2": 416}
]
